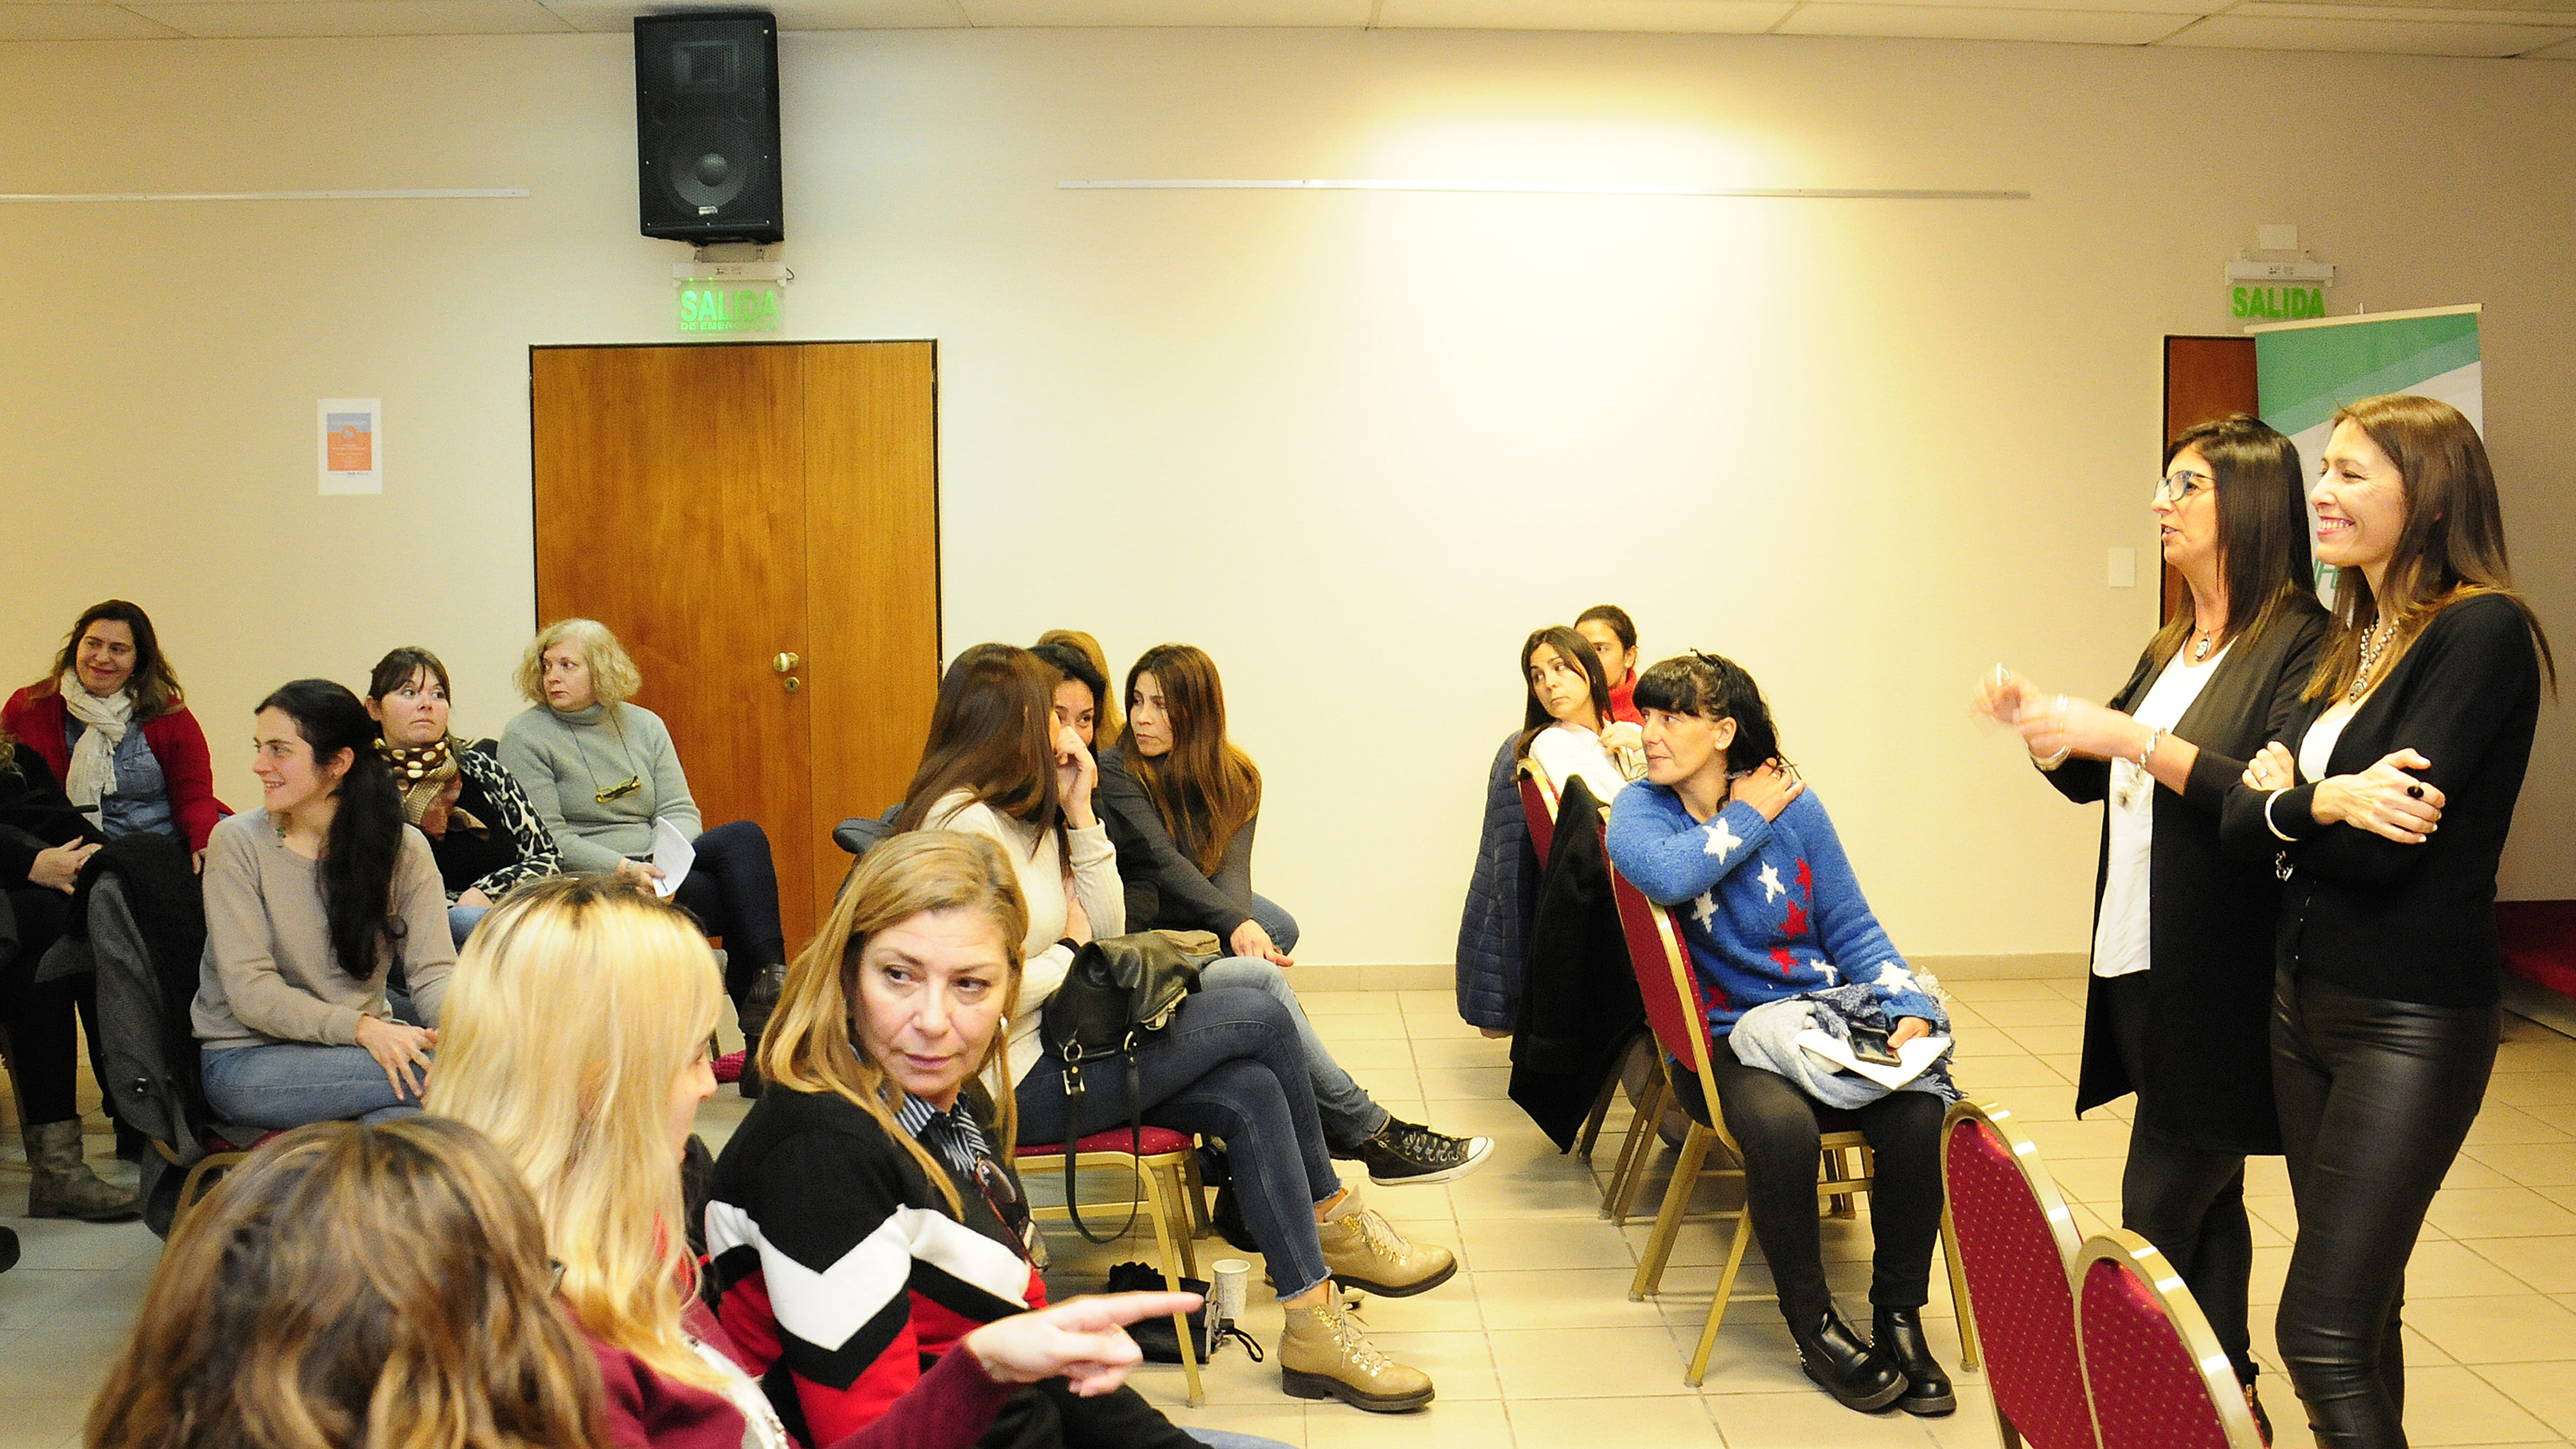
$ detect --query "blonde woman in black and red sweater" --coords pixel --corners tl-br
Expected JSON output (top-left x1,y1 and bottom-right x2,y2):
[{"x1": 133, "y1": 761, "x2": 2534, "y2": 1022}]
[{"x1": 2222, "y1": 395, "x2": 2554, "y2": 1449}]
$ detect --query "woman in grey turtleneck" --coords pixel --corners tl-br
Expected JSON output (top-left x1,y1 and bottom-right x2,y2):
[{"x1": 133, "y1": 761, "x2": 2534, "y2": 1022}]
[{"x1": 497, "y1": 619, "x2": 788, "y2": 1096}]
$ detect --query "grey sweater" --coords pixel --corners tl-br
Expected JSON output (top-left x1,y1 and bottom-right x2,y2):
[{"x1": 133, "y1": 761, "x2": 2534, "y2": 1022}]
[
  {"x1": 497, "y1": 702, "x2": 701, "y2": 873},
  {"x1": 192, "y1": 810, "x2": 457, "y2": 1050}
]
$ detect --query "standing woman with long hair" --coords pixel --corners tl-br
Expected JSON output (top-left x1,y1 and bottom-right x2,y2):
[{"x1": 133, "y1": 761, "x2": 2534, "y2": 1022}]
[
  {"x1": 193, "y1": 680, "x2": 454, "y2": 1128},
  {"x1": 2224, "y1": 395, "x2": 2554, "y2": 1449},
  {"x1": 4, "y1": 599, "x2": 224, "y2": 869},
  {"x1": 1976, "y1": 414, "x2": 2327, "y2": 1435}
]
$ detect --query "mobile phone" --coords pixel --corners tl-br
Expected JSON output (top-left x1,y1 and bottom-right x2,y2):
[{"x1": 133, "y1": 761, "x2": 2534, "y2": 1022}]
[{"x1": 1847, "y1": 1026, "x2": 1903, "y2": 1067}]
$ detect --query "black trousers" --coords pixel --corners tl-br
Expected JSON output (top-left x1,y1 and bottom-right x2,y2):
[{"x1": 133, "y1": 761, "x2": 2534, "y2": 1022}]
[
  {"x1": 2101, "y1": 971, "x2": 2259, "y2": 1386},
  {"x1": 1691, "y1": 1050, "x2": 1946, "y2": 1327},
  {"x1": 2272, "y1": 969, "x2": 2498, "y2": 1449},
  {"x1": 1, "y1": 887, "x2": 82, "y2": 1125},
  {"x1": 666, "y1": 820, "x2": 787, "y2": 1001}
]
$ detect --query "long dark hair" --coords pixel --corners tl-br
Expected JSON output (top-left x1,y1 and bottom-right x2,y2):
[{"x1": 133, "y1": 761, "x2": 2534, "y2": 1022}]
[
  {"x1": 1633, "y1": 652, "x2": 1781, "y2": 776},
  {"x1": 33, "y1": 600, "x2": 186, "y2": 720},
  {"x1": 260, "y1": 679, "x2": 409, "y2": 980},
  {"x1": 85, "y1": 1118, "x2": 613, "y2": 1449},
  {"x1": 2305, "y1": 395, "x2": 2557, "y2": 701},
  {"x1": 1515, "y1": 626, "x2": 1614, "y2": 759},
  {"x1": 894, "y1": 645, "x2": 1064, "y2": 834},
  {"x1": 1118, "y1": 644, "x2": 1261, "y2": 876},
  {"x1": 1029, "y1": 642, "x2": 1108, "y2": 731},
  {"x1": 2150, "y1": 415, "x2": 2318, "y2": 670}
]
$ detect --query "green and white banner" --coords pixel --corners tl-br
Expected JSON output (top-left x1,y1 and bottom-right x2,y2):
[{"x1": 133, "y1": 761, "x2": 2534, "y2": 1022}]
[{"x1": 2251, "y1": 305, "x2": 2482, "y2": 604}]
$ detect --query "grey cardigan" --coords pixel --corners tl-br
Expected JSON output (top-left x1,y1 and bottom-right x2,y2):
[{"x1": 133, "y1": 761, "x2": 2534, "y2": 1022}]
[
  {"x1": 497, "y1": 702, "x2": 701, "y2": 873},
  {"x1": 192, "y1": 810, "x2": 456, "y2": 1050}
]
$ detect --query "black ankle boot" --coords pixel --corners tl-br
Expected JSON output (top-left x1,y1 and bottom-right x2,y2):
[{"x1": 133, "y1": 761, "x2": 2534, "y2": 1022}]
[
  {"x1": 737, "y1": 963, "x2": 786, "y2": 1099},
  {"x1": 1871, "y1": 1306, "x2": 1955, "y2": 1416},
  {"x1": 1791, "y1": 1307, "x2": 1906, "y2": 1413}
]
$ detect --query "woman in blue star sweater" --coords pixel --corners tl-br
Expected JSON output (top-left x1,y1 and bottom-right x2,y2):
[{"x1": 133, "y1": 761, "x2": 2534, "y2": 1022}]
[{"x1": 1605, "y1": 652, "x2": 1952, "y2": 1419}]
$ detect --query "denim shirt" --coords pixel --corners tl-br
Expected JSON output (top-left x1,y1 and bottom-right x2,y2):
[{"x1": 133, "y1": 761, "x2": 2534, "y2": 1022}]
[{"x1": 65, "y1": 716, "x2": 179, "y2": 842}]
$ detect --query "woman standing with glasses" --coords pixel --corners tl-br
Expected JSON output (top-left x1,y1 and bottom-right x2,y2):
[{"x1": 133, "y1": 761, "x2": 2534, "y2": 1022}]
[
  {"x1": 2225, "y1": 396, "x2": 2551, "y2": 1449},
  {"x1": 1974, "y1": 414, "x2": 2327, "y2": 1438},
  {"x1": 497, "y1": 619, "x2": 790, "y2": 1095}
]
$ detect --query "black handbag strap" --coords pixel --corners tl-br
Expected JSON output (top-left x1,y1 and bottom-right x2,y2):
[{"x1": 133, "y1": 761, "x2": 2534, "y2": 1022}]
[{"x1": 1058, "y1": 1037, "x2": 1150, "y2": 1245}]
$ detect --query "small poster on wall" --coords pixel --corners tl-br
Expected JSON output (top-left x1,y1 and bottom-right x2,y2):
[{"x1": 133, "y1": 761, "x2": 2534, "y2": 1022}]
[{"x1": 319, "y1": 398, "x2": 383, "y2": 495}]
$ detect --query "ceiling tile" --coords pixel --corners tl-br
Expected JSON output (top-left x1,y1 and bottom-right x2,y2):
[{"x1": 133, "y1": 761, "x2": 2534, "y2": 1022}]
[
  {"x1": 2281, "y1": 0, "x2": 2576, "y2": 11},
  {"x1": 955, "y1": 0, "x2": 1369, "y2": 24},
  {"x1": 2233, "y1": 0, "x2": 2576, "y2": 22},
  {"x1": 1790, "y1": 0, "x2": 2211, "y2": 13},
  {"x1": 1377, "y1": 0, "x2": 1792, "y2": 30},
  {"x1": 0, "y1": 3, "x2": 186, "y2": 35},
  {"x1": 128, "y1": 0, "x2": 574, "y2": 33},
  {"x1": 533, "y1": 0, "x2": 966, "y2": 30},
  {"x1": 1777, "y1": 2, "x2": 2195, "y2": 38},
  {"x1": 2158, "y1": 11, "x2": 2576, "y2": 48},
  {"x1": 2521, "y1": 28, "x2": 2576, "y2": 45}
]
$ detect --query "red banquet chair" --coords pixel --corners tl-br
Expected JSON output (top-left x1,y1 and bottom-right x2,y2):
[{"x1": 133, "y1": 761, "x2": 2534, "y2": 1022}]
[
  {"x1": 2076, "y1": 1230, "x2": 2266, "y2": 1449},
  {"x1": 1941, "y1": 1098, "x2": 2100, "y2": 1448},
  {"x1": 1015, "y1": 1125, "x2": 1208, "y2": 1407}
]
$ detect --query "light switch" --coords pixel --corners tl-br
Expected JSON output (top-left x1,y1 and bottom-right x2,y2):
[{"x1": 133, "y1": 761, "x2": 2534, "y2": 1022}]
[{"x1": 2109, "y1": 548, "x2": 2136, "y2": 588}]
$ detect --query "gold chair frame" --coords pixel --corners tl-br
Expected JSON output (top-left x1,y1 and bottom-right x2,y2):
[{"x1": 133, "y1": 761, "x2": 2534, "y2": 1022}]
[{"x1": 1017, "y1": 1135, "x2": 1210, "y2": 1407}]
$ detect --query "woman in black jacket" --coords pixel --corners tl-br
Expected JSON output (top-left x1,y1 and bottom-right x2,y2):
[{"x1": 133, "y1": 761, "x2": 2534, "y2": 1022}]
[
  {"x1": 2225, "y1": 395, "x2": 2553, "y2": 1449},
  {"x1": 1978, "y1": 414, "x2": 2325, "y2": 1435}
]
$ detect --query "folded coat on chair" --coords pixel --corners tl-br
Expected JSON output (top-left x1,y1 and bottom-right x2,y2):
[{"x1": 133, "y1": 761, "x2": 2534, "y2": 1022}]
[
  {"x1": 1507, "y1": 776, "x2": 1644, "y2": 1149},
  {"x1": 1456, "y1": 731, "x2": 1540, "y2": 1031}
]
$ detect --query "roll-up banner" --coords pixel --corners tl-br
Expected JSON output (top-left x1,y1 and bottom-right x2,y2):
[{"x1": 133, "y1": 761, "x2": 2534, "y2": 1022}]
[{"x1": 2250, "y1": 305, "x2": 2483, "y2": 607}]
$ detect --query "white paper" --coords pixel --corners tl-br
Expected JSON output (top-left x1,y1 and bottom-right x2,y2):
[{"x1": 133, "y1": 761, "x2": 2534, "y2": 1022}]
[
  {"x1": 649, "y1": 819, "x2": 694, "y2": 898},
  {"x1": 1796, "y1": 1028, "x2": 1951, "y2": 1090},
  {"x1": 318, "y1": 398, "x2": 382, "y2": 495}
]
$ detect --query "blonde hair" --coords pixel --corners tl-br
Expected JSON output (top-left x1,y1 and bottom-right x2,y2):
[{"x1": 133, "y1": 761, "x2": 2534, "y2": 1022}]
[
  {"x1": 761, "y1": 831, "x2": 1028, "y2": 1215},
  {"x1": 425, "y1": 876, "x2": 730, "y2": 1397},
  {"x1": 515, "y1": 619, "x2": 644, "y2": 709},
  {"x1": 85, "y1": 1118, "x2": 611, "y2": 1449}
]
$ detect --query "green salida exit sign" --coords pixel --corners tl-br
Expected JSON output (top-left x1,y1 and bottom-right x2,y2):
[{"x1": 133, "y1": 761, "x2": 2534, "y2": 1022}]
[
  {"x1": 2233, "y1": 286, "x2": 2327, "y2": 322},
  {"x1": 679, "y1": 282, "x2": 782, "y2": 334}
]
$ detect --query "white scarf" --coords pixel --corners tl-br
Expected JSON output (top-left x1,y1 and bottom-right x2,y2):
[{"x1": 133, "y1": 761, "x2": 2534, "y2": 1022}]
[{"x1": 60, "y1": 669, "x2": 134, "y2": 816}]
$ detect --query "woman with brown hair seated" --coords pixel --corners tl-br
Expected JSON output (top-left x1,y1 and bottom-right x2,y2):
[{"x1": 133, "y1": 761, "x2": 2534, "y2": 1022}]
[{"x1": 365, "y1": 645, "x2": 561, "y2": 946}]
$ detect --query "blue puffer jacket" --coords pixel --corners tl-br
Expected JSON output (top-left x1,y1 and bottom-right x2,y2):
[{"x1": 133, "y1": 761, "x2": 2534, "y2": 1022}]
[{"x1": 1455, "y1": 731, "x2": 1540, "y2": 1030}]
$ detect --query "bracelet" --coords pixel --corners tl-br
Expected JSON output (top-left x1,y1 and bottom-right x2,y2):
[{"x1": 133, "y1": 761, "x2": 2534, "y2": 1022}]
[
  {"x1": 2137, "y1": 727, "x2": 2164, "y2": 770},
  {"x1": 2263, "y1": 788, "x2": 2297, "y2": 843},
  {"x1": 2034, "y1": 747, "x2": 2071, "y2": 772}
]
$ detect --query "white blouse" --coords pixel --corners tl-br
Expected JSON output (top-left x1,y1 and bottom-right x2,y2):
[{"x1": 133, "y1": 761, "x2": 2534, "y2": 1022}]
[
  {"x1": 2091, "y1": 643, "x2": 2229, "y2": 980},
  {"x1": 925, "y1": 790, "x2": 1124, "y2": 1086}
]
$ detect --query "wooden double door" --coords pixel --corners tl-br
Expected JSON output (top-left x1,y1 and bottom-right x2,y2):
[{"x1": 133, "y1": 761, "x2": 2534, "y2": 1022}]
[{"x1": 531, "y1": 341, "x2": 940, "y2": 950}]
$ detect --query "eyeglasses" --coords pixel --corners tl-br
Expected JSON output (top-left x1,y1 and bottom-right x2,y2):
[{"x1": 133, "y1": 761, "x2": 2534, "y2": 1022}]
[
  {"x1": 971, "y1": 1155, "x2": 1047, "y2": 1268},
  {"x1": 2153, "y1": 471, "x2": 2214, "y2": 508},
  {"x1": 595, "y1": 776, "x2": 643, "y2": 804}
]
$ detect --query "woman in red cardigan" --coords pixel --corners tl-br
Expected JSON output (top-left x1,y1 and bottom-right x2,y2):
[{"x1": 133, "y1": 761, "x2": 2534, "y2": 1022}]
[{"x1": 4, "y1": 599, "x2": 224, "y2": 869}]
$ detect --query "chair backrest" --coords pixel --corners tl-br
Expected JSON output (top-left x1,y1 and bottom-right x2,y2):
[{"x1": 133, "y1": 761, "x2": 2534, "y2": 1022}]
[
  {"x1": 1940, "y1": 1099, "x2": 2099, "y2": 1449},
  {"x1": 1516, "y1": 758, "x2": 1559, "y2": 864},
  {"x1": 1602, "y1": 848, "x2": 1718, "y2": 1080},
  {"x1": 2077, "y1": 1230, "x2": 2261, "y2": 1449}
]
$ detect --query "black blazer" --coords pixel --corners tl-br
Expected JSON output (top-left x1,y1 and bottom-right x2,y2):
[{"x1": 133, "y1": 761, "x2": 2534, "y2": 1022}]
[
  {"x1": 2220, "y1": 593, "x2": 2545, "y2": 1008},
  {"x1": 2049, "y1": 598, "x2": 2327, "y2": 1154}
]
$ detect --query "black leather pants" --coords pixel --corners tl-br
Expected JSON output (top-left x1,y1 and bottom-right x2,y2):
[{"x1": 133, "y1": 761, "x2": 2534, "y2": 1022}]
[{"x1": 2272, "y1": 970, "x2": 2499, "y2": 1449}]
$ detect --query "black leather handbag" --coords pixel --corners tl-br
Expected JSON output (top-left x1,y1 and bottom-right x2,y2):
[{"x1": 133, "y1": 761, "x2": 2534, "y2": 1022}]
[{"x1": 1039, "y1": 931, "x2": 1212, "y2": 1242}]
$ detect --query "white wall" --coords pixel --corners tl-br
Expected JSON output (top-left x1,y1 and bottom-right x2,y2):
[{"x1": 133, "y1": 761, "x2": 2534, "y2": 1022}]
[{"x1": 2, "y1": 28, "x2": 2567, "y2": 968}]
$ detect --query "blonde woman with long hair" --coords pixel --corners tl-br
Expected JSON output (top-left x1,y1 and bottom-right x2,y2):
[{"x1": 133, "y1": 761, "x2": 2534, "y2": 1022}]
[
  {"x1": 429, "y1": 874, "x2": 1187, "y2": 1449},
  {"x1": 85, "y1": 1116, "x2": 615, "y2": 1449}
]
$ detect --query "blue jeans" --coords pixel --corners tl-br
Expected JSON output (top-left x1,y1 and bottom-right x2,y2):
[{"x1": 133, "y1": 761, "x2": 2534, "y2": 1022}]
[
  {"x1": 1197, "y1": 956, "x2": 1386, "y2": 1148},
  {"x1": 201, "y1": 1042, "x2": 424, "y2": 1128},
  {"x1": 1246, "y1": 894, "x2": 1299, "y2": 953},
  {"x1": 448, "y1": 904, "x2": 489, "y2": 947},
  {"x1": 1017, "y1": 986, "x2": 1340, "y2": 1300}
]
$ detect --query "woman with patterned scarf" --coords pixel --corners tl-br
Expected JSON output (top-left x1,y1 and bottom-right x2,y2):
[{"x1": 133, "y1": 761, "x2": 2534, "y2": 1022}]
[{"x1": 367, "y1": 647, "x2": 560, "y2": 947}]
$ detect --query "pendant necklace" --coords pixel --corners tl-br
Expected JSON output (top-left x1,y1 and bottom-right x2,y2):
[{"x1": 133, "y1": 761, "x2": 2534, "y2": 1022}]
[
  {"x1": 2349, "y1": 617, "x2": 2397, "y2": 701},
  {"x1": 2190, "y1": 628, "x2": 2216, "y2": 663}
]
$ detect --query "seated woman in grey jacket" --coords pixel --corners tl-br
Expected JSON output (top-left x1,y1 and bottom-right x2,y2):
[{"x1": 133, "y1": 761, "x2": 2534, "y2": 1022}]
[
  {"x1": 194, "y1": 680, "x2": 454, "y2": 1128},
  {"x1": 497, "y1": 618, "x2": 788, "y2": 1095}
]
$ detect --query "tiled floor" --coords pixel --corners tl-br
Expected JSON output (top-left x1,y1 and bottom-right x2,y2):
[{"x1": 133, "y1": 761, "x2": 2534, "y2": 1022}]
[{"x1": 7, "y1": 969, "x2": 2576, "y2": 1448}]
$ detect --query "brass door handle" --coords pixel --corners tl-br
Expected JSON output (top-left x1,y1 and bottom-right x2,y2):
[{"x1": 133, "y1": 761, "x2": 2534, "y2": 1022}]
[{"x1": 773, "y1": 652, "x2": 800, "y2": 673}]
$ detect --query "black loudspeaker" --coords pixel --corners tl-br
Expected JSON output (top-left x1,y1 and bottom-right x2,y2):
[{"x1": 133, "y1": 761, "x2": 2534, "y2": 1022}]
[{"x1": 635, "y1": 12, "x2": 784, "y2": 245}]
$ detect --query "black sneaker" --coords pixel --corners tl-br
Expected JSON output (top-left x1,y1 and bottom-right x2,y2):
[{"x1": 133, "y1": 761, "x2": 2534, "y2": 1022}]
[
  {"x1": 1344, "y1": 1117, "x2": 1493, "y2": 1187},
  {"x1": 1210, "y1": 1185, "x2": 1261, "y2": 1253}
]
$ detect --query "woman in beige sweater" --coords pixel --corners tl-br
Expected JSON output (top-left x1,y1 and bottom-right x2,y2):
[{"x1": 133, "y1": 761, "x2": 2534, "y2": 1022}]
[{"x1": 193, "y1": 680, "x2": 453, "y2": 1128}]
